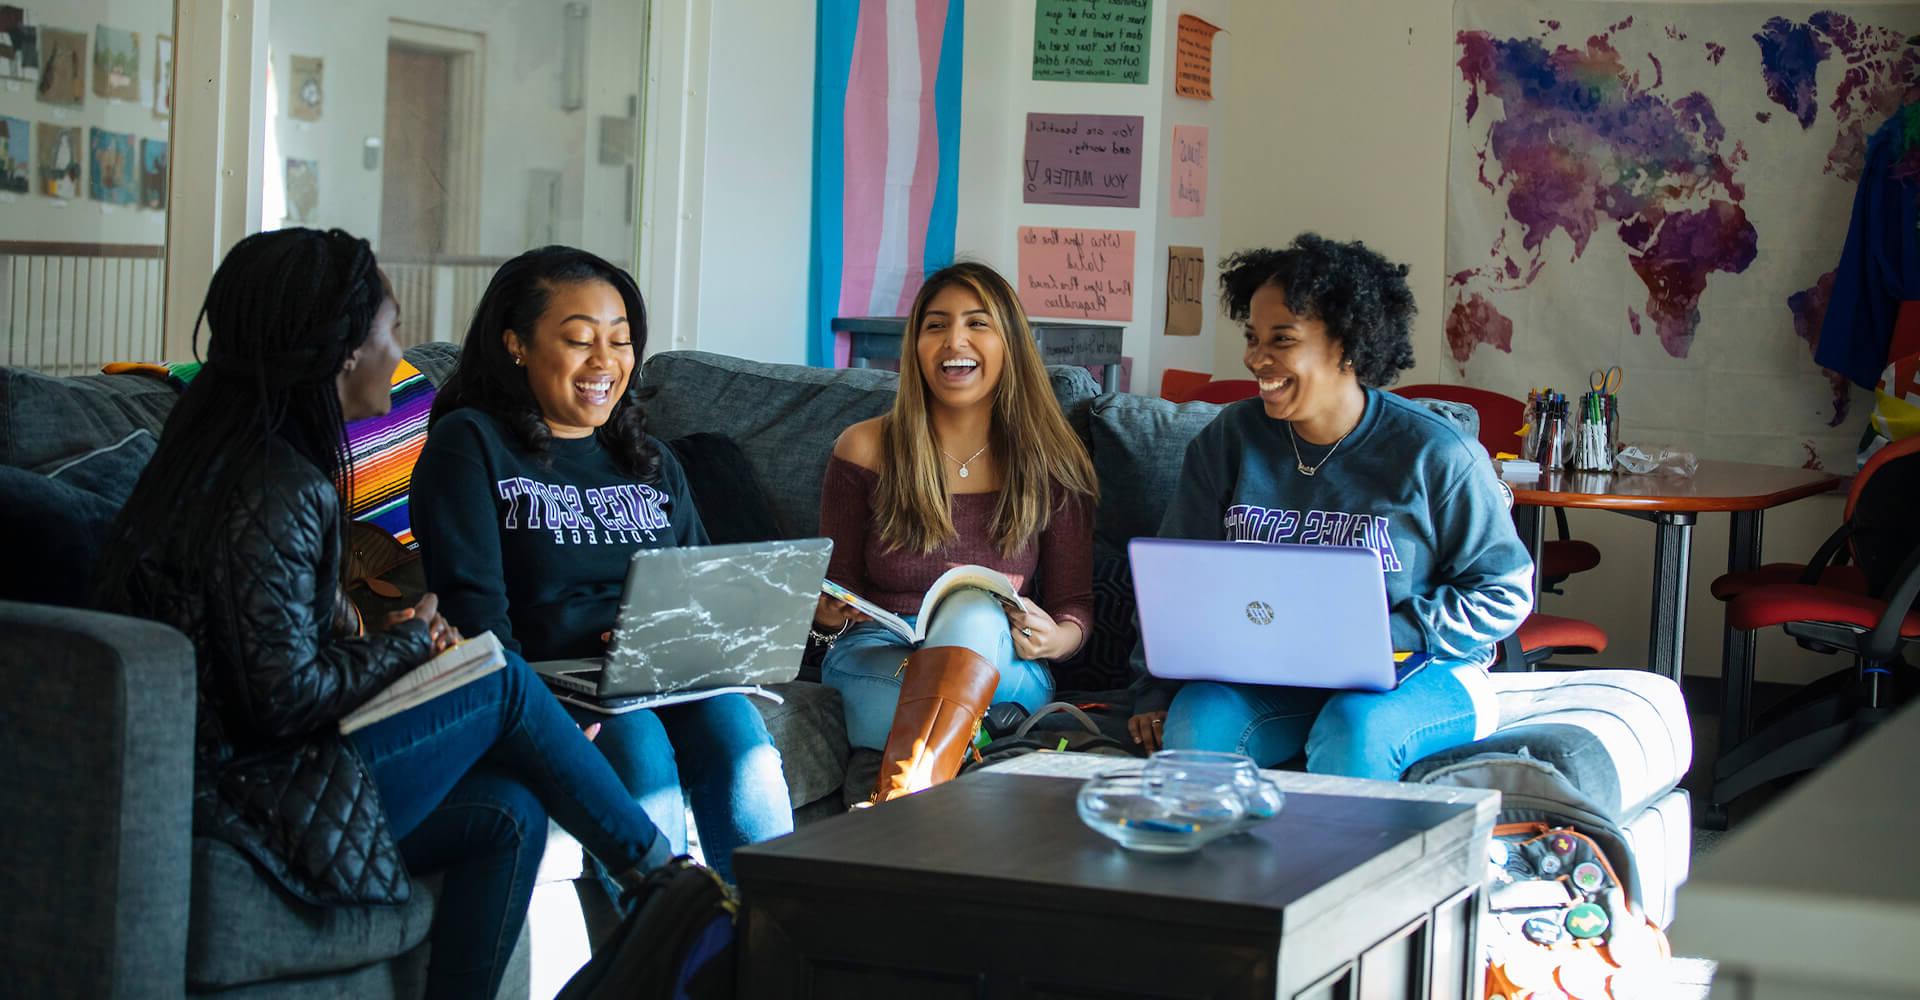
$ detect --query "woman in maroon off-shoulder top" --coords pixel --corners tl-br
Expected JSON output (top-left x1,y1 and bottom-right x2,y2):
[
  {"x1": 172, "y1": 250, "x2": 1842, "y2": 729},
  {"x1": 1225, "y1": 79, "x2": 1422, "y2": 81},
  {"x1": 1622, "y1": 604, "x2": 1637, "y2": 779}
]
[{"x1": 813, "y1": 262, "x2": 1098, "y2": 802}]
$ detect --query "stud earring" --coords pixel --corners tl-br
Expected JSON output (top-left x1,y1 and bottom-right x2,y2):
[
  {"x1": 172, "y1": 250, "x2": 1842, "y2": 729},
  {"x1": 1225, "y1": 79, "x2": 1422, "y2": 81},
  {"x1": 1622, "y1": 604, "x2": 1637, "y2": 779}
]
[{"x1": 514, "y1": 356, "x2": 525, "y2": 367}]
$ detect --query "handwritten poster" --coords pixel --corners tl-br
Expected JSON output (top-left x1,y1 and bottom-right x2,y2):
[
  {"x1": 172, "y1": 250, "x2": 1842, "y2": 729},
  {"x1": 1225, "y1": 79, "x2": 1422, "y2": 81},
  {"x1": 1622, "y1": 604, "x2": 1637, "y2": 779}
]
[
  {"x1": 1018, "y1": 226, "x2": 1136, "y2": 321},
  {"x1": 1167, "y1": 245, "x2": 1204, "y2": 336},
  {"x1": 1033, "y1": 0, "x2": 1151, "y2": 85},
  {"x1": 1171, "y1": 125, "x2": 1208, "y2": 217},
  {"x1": 1023, "y1": 113, "x2": 1143, "y2": 208},
  {"x1": 1175, "y1": 14, "x2": 1221, "y2": 99}
]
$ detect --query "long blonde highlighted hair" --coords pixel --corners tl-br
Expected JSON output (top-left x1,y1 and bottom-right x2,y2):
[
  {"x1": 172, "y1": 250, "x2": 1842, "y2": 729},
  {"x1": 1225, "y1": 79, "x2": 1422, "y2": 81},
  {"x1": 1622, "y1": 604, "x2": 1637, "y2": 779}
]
[{"x1": 875, "y1": 262, "x2": 1098, "y2": 557}]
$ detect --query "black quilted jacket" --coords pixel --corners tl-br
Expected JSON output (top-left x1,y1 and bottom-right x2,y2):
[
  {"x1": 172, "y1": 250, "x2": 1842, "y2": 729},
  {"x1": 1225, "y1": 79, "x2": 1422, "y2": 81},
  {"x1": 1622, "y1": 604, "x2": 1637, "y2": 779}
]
[{"x1": 111, "y1": 441, "x2": 434, "y2": 906}]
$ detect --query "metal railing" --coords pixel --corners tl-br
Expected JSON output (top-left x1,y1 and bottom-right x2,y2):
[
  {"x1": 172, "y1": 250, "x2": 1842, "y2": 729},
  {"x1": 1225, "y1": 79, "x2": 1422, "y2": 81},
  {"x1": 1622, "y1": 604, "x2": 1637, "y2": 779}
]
[
  {"x1": 383, "y1": 254, "x2": 508, "y2": 348},
  {"x1": 1, "y1": 242, "x2": 166, "y2": 376}
]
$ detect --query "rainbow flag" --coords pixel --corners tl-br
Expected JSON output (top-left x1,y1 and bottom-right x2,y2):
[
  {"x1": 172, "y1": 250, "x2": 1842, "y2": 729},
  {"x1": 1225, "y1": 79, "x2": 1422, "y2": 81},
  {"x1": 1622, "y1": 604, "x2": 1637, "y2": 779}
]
[{"x1": 809, "y1": 0, "x2": 965, "y2": 367}]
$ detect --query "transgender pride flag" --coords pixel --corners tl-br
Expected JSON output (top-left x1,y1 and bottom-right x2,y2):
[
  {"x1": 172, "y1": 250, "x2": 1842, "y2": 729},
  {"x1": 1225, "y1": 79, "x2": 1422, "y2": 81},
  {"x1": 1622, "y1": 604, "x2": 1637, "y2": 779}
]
[{"x1": 809, "y1": 0, "x2": 965, "y2": 367}]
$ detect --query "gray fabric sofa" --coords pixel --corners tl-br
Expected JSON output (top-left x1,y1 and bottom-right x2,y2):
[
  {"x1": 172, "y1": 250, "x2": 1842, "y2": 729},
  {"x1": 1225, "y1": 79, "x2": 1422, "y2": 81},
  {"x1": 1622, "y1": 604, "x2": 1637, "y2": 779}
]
[{"x1": 0, "y1": 345, "x2": 1693, "y2": 998}]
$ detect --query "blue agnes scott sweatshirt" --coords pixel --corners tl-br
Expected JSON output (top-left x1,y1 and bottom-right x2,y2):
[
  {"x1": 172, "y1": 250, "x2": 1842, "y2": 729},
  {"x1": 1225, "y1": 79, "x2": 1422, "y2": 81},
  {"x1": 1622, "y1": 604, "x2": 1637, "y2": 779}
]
[{"x1": 1130, "y1": 389, "x2": 1534, "y2": 713}]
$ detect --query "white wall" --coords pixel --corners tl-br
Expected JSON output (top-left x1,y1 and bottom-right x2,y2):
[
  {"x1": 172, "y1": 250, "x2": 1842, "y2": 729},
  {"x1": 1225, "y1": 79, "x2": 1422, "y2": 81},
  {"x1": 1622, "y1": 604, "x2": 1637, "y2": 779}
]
[
  {"x1": 682, "y1": 0, "x2": 815, "y2": 363},
  {"x1": 1213, "y1": 0, "x2": 1908, "y2": 684},
  {"x1": 954, "y1": 0, "x2": 1230, "y2": 395}
]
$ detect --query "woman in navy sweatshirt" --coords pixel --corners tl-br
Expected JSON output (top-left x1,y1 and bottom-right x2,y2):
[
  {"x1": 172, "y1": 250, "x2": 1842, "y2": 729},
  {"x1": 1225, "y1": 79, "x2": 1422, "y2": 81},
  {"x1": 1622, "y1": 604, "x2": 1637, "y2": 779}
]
[
  {"x1": 411, "y1": 247, "x2": 791, "y2": 888},
  {"x1": 1127, "y1": 234, "x2": 1533, "y2": 779}
]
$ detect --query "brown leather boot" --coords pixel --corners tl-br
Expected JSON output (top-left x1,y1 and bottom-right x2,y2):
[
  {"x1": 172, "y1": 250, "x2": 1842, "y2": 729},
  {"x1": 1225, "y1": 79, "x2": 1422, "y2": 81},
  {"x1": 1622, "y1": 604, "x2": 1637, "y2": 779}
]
[{"x1": 872, "y1": 646, "x2": 998, "y2": 802}]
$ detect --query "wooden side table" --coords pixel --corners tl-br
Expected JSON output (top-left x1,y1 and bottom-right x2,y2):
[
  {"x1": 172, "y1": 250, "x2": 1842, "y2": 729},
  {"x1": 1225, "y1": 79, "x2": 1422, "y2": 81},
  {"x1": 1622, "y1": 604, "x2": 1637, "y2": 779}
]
[{"x1": 834, "y1": 315, "x2": 1125, "y2": 392}]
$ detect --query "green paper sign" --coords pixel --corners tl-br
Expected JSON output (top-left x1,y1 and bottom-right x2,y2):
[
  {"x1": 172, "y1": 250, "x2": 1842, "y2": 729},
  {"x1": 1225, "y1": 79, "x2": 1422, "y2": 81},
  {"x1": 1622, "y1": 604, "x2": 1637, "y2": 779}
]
[{"x1": 1033, "y1": 0, "x2": 1152, "y2": 85}]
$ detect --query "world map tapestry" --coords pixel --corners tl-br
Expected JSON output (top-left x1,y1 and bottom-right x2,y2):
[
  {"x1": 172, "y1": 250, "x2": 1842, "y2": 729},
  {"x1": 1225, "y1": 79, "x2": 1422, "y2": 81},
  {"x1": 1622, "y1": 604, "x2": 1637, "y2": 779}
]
[{"x1": 1445, "y1": 0, "x2": 1918, "y2": 468}]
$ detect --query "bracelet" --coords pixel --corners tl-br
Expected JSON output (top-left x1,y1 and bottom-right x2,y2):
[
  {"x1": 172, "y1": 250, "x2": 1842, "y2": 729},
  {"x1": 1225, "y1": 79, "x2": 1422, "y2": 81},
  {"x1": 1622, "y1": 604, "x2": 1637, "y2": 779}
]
[{"x1": 808, "y1": 618, "x2": 853, "y2": 647}]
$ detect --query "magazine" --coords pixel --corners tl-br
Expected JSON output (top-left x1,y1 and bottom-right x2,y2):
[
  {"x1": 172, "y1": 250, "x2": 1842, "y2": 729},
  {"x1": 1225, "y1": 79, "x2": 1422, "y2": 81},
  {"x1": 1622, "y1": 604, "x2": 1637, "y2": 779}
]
[
  {"x1": 339, "y1": 630, "x2": 507, "y2": 735},
  {"x1": 821, "y1": 564, "x2": 1024, "y2": 645}
]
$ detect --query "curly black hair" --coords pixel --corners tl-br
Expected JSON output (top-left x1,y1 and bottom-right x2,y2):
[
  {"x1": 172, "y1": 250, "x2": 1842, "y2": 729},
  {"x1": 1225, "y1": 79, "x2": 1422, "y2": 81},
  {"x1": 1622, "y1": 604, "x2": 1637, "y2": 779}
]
[
  {"x1": 430, "y1": 246, "x2": 660, "y2": 482},
  {"x1": 1218, "y1": 234, "x2": 1417, "y2": 387}
]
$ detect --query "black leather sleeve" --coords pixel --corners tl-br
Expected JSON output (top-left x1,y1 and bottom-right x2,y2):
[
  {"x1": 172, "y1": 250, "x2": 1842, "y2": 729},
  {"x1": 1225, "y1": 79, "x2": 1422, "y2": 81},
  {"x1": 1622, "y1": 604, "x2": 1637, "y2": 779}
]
[{"x1": 210, "y1": 456, "x2": 435, "y2": 740}]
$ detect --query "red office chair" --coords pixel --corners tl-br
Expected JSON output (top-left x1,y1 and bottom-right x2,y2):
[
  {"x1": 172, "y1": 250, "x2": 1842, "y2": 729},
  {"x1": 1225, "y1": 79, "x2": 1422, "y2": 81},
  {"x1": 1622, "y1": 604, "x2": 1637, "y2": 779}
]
[
  {"x1": 1497, "y1": 613, "x2": 1610, "y2": 671},
  {"x1": 1188, "y1": 379, "x2": 1258, "y2": 404},
  {"x1": 1712, "y1": 437, "x2": 1920, "y2": 807},
  {"x1": 1160, "y1": 368, "x2": 1212, "y2": 403},
  {"x1": 1395, "y1": 383, "x2": 1602, "y2": 592}
]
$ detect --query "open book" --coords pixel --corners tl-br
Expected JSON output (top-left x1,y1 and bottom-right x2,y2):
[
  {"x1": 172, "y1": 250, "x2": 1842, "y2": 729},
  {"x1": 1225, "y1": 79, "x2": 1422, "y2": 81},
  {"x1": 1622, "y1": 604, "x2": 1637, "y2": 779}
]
[
  {"x1": 822, "y1": 565, "x2": 1023, "y2": 645},
  {"x1": 339, "y1": 631, "x2": 508, "y2": 735}
]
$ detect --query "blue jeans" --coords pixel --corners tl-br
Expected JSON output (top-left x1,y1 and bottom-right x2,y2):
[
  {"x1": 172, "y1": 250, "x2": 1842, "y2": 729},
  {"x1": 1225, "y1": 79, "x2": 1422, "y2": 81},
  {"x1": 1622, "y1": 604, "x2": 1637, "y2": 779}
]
[
  {"x1": 582, "y1": 692, "x2": 793, "y2": 887},
  {"x1": 822, "y1": 588, "x2": 1055, "y2": 751},
  {"x1": 350, "y1": 650, "x2": 670, "y2": 999},
  {"x1": 1162, "y1": 654, "x2": 1499, "y2": 780}
]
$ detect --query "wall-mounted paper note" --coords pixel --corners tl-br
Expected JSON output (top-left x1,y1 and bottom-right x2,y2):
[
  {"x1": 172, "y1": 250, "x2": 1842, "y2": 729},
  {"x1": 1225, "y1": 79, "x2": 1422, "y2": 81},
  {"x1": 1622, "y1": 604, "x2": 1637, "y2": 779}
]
[
  {"x1": 1175, "y1": 14, "x2": 1221, "y2": 99},
  {"x1": 1023, "y1": 113, "x2": 1143, "y2": 208},
  {"x1": 1170, "y1": 125, "x2": 1208, "y2": 217},
  {"x1": 1033, "y1": 0, "x2": 1150, "y2": 85},
  {"x1": 1166, "y1": 245, "x2": 1205, "y2": 337},
  {"x1": 1018, "y1": 226, "x2": 1135, "y2": 322}
]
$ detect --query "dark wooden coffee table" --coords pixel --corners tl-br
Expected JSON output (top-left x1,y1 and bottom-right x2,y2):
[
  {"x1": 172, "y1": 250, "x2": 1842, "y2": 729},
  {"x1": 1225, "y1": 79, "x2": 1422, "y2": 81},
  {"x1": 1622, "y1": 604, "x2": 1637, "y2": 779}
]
[{"x1": 735, "y1": 760, "x2": 1496, "y2": 999}]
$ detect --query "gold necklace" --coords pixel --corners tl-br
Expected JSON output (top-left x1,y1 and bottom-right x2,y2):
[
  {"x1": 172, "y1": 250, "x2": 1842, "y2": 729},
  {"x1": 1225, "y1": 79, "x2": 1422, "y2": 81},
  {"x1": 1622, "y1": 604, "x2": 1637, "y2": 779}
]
[
  {"x1": 1287, "y1": 423, "x2": 1353, "y2": 477},
  {"x1": 940, "y1": 444, "x2": 989, "y2": 479}
]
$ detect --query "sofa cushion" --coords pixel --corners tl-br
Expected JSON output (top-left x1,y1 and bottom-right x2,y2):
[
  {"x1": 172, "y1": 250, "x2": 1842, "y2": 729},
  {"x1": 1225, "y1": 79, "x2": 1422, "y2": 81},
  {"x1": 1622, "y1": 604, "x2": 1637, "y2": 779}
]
[
  {"x1": 186, "y1": 837, "x2": 436, "y2": 990},
  {"x1": 758, "y1": 681, "x2": 850, "y2": 808},
  {"x1": 1074, "y1": 393, "x2": 1225, "y2": 547},
  {"x1": 0, "y1": 465, "x2": 122, "y2": 607},
  {"x1": 667, "y1": 432, "x2": 789, "y2": 542},
  {"x1": 35, "y1": 429, "x2": 157, "y2": 506},
  {"x1": 1405, "y1": 669, "x2": 1692, "y2": 828},
  {"x1": 640, "y1": 351, "x2": 1101, "y2": 539},
  {"x1": 0, "y1": 365, "x2": 177, "y2": 468}
]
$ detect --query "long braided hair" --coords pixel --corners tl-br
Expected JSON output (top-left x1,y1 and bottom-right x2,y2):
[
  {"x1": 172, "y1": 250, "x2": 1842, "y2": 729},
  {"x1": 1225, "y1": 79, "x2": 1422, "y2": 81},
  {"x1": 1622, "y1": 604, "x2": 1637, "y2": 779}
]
[
  {"x1": 429, "y1": 246, "x2": 660, "y2": 481},
  {"x1": 94, "y1": 228, "x2": 387, "y2": 613}
]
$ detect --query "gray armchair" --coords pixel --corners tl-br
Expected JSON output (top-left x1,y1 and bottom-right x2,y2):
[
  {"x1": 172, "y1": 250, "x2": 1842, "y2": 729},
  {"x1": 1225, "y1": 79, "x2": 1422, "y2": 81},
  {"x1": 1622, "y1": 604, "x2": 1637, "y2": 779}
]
[{"x1": 0, "y1": 601, "x2": 529, "y2": 998}]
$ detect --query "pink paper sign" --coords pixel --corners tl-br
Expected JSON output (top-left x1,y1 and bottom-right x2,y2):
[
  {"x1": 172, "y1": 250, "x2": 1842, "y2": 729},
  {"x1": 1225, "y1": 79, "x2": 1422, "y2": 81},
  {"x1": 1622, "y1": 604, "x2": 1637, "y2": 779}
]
[
  {"x1": 1017, "y1": 226, "x2": 1136, "y2": 321},
  {"x1": 1023, "y1": 113, "x2": 1144, "y2": 208},
  {"x1": 1171, "y1": 125, "x2": 1208, "y2": 218}
]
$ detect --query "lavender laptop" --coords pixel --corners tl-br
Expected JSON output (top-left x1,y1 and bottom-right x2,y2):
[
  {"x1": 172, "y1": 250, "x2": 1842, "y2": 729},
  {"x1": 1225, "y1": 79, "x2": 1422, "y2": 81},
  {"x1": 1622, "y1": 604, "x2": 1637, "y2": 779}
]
[
  {"x1": 1128, "y1": 538, "x2": 1405, "y2": 692},
  {"x1": 535, "y1": 538, "x2": 832, "y2": 712}
]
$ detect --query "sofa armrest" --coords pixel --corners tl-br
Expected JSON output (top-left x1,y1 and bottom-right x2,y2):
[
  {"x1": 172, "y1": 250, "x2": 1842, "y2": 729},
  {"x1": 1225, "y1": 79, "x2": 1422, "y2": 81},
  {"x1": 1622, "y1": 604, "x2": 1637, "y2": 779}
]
[{"x1": 0, "y1": 601, "x2": 197, "y2": 999}]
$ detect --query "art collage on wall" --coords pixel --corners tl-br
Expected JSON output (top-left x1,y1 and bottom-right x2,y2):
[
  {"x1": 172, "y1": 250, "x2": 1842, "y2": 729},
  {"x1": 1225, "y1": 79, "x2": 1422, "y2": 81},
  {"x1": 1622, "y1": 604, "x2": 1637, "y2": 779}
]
[
  {"x1": 1443, "y1": 0, "x2": 1919, "y2": 469},
  {"x1": 0, "y1": 5, "x2": 170, "y2": 211},
  {"x1": 1020, "y1": 0, "x2": 1219, "y2": 354}
]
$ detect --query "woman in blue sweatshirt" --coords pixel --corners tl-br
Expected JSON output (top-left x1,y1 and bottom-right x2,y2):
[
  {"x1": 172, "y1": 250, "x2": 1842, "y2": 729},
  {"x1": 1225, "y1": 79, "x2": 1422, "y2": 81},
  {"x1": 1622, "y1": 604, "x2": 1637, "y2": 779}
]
[
  {"x1": 411, "y1": 247, "x2": 792, "y2": 888},
  {"x1": 1127, "y1": 234, "x2": 1533, "y2": 780}
]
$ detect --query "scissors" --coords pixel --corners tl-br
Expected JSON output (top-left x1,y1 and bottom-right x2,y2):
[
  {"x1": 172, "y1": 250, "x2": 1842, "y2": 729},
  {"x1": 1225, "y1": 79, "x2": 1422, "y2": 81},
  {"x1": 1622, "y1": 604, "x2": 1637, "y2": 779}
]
[{"x1": 1589, "y1": 365, "x2": 1624, "y2": 394}]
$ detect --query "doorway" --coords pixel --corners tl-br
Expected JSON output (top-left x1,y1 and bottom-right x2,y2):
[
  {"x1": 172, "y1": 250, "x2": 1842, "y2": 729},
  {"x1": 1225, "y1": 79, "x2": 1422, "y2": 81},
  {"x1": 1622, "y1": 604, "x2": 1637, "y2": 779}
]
[{"x1": 380, "y1": 20, "x2": 483, "y2": 258}]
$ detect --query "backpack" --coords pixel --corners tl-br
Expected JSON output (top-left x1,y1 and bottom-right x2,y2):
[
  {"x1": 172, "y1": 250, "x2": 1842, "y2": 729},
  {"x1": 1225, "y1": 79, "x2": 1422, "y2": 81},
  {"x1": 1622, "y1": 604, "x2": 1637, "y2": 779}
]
[
  {"x1": 963, "y1": 701, "x2": 1138, "y2": 772},
  {"x1": 1482, "y1": 822, "x2": 1672, "y2": 1000},
  {"x1": 555, "y1": 857, "x2": 739, "y2": 1000}
]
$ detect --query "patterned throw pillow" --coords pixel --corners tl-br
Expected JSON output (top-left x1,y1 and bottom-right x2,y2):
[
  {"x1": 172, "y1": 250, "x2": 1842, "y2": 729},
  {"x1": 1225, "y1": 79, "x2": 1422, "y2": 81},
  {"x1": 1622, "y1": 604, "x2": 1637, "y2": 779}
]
[{"x1": 155, "y1": 357, "x2": 437, "y2": 548}]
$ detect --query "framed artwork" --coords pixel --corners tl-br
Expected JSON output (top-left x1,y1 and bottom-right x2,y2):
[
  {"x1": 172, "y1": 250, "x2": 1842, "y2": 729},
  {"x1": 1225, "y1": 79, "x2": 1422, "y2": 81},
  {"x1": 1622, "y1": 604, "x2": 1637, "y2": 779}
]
[
  {"x1": 1, "y1": 6, "x2": 38, "y2": 83},
  {"x1": 289, "y1": 55, "x2": 322, "y2": 121},
  {"x1": 284, "y1": 158, "x2": 318, "y2": 222},
  {"x1": 92, "y1": 25, "x2": 138, "y2": 102},
  {"x1": 153, "y1": 34, "x2": 171, "y2": 117},
  {"x1": 140, "y1": 136, "x2": 165, "y2": 209},
  {"x1": 35, "y1": 121, "x2": 77, "y2": 197},
  {"x1": 0, "y1": 115, "x2": 28, "y2": 193},
  {"x1": 35, "y1": 27, "x2": 81, "y2": 105},
  {"x1": 88, "y1": 126, "x2": 135, "y2": 204}
]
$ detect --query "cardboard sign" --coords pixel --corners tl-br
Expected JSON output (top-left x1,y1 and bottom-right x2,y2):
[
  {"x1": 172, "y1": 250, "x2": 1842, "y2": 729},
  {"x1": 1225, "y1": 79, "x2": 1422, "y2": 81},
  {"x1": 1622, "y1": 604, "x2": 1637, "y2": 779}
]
[
  {"x1": 1018, "y1": 226, "x2": 1136, "y2": 321},
  {"x1": 1167, "y1": 245, "x2": 1204, "y2": 336},
  {"x1": 1024, "y1": 112, "x2": 1143, "y2": 207}
]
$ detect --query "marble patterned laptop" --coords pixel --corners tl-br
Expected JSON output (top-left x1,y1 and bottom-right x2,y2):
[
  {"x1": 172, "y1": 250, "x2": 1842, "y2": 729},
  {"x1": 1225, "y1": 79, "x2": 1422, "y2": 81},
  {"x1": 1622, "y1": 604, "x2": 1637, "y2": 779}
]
[{"x1": 534, "y1": 538, "x2": 831, "y2": 711}]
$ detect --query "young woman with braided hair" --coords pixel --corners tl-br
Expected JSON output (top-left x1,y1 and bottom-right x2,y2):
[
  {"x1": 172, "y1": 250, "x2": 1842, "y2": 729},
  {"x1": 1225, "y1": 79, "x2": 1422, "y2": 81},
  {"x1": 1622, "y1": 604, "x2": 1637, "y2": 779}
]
[{"x1": 95, "y1": 228, "x2": 683, "y2": 999}]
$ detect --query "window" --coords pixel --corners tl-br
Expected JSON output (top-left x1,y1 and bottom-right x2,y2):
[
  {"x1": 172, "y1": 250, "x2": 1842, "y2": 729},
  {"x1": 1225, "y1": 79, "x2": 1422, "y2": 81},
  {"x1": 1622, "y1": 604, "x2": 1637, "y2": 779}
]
[
  {"x1": 255, "y1": 0, "x2": 650, "y2": 348},
  {"x1": 0, "y1": 0, "x2": 176, "y2": 374}
]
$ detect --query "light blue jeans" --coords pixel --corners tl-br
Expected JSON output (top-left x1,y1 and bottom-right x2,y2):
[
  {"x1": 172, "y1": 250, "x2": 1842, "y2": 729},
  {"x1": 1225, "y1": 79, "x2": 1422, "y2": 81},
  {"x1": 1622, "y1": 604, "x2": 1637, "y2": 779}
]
[
  {"x1": 822, "y1": 588, "x2": 1055, "y2": 750},
  {"x1": 1162, "y1": 653, "x2": 1498, "y2": 781}
]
